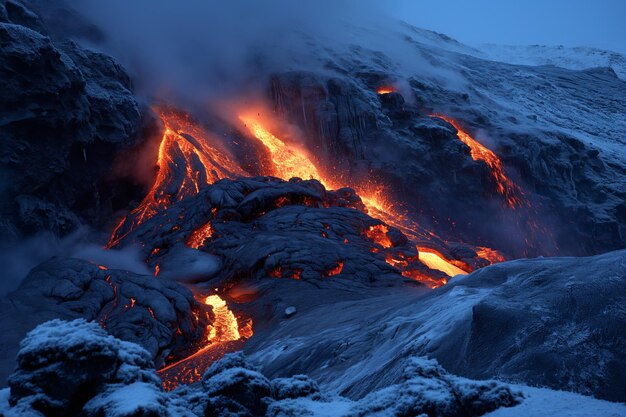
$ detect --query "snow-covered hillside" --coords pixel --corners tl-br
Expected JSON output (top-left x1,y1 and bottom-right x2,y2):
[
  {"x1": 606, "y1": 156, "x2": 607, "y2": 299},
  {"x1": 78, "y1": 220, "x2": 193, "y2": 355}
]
[{"x1": 479, "y1": 44, "x2": 626, "y2": 80}]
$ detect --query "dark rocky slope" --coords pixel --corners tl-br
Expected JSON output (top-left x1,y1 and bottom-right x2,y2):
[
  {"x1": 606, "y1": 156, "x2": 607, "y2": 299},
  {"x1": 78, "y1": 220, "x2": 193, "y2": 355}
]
[{"x1": 0, "y1": 0, "x2": 144, "y2": 241}]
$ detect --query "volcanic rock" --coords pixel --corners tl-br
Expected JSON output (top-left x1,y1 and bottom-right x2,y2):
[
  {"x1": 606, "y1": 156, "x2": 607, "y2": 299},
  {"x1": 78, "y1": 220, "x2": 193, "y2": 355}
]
[
  {"x1": 1, "y1": 320, "x2": 622, "y2": 417},
  {"x1": 202, "y1": 353, "x2": 272, "y2": 417},
  {"x1": 266, "y1": 357, "x2": 521, "y2": 417},
  {"x1": 6, "y1": 319, "x2": 160, "y2": 417},
  {"x1": 1, "y1": 257, "x2": 212, "y2": 376},
  {"x1": 0, "y1": 0, "x2": 143, "y2": 240},
  {"x1": 246, "y1": 249, "x2": 626, "y2": 403},
  {"x1": 268, "y1": 61, "x2": 626, "y2": 257},
  {"x1": 111, "y1": 176, "x2": 444, "y2": 289}
]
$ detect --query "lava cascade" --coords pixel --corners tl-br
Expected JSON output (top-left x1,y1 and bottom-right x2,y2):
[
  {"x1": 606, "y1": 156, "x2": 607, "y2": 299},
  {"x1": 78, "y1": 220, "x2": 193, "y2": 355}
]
[
  {"x1": 432, "y1": 114, "x2": 524, "y2": 208},
  {"x1": 113, "y1": 109, "x2": 509, "y2": 388},
  {"x1": 107, "y1": 110, "x2": 248, "y2": 247}
]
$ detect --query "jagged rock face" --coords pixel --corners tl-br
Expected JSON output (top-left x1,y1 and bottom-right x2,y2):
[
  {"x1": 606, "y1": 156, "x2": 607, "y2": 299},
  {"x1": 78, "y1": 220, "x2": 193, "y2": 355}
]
[
  {"x1": 0, "y1": 0, "x2": 143, "y2": 240},
  {"x1": 268, "y1": 61, "x2": 626, "y2": 257},
  {"x1": 269, "y1": 73, "x2": 495, "y2": 243},
  {"x1": 7, "y1": 258, "x2": 212, "y2": 369},
  {"x1": 445, "y1": 250, "x2": 626, "y2": 403}
]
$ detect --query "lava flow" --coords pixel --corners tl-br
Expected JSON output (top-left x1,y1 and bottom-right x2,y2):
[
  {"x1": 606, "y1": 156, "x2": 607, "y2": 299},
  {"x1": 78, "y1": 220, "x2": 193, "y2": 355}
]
[
  {"x1": 417, "y1": 248, "x2": 468, "y2": 277},
  {"x1": 107, "y1": 109, "x2": 247, "y2": 247},
  {"x1": 157, "y1": 294, "x2": 252, "y2": 391},
  {"x1": 432, "y1": 114, "x2": 524, "y2": 208},
  {"x1": 239, "y1": 114, "x2": 483, "y2": 286},
  {"x1": 110, "y1": 109, "x2": 508, "y2": 389}
]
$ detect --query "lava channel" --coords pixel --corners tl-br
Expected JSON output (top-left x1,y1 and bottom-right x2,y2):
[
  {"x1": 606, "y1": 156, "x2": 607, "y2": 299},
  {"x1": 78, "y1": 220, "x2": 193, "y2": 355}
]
[{"x1": 157, "y1": 294, "x2": 252, "y2": 391}]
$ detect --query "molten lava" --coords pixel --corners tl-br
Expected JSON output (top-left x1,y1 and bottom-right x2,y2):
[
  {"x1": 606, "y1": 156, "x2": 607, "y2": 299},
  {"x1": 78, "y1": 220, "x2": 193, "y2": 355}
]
[
  {"x1": 476, "y1": 246, "x2": 507, "y2": 264},
  {"x1": 239, "y1": 116, "x2": 323, "y2": 182},
  {"x1": 239, "y1": 114, "x2": 493, "y2": 287},
  {"x1": 104, "y1": 107, "x2": 513, "y2": 388},
  {"x1": 417, "y1": 248, "x2": 468, "y2": 277},
  {"x1": 204, "y1": 295, "x2": 241, "y2": 342},
  {"x1": 157, "y1": 294, "x2": 251, "y2": 391},
  {"x1": 108, "y1": 110, "x2": 247, "y2": 247},
  {"x1": 366, "y1": 224, "x2": 393, "y2": 248},
  {"x1": 377, "y1": 86, "x2": 396, "y2": 94},
  {"x1": 432, "y1": 114, "x2": 523, "y2": 208},
  {"x1": 187, "y1": 221, "x2": 214, "y2": 249}
]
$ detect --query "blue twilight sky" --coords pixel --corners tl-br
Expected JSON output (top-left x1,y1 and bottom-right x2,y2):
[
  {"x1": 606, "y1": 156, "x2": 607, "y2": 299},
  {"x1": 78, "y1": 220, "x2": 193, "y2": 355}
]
[{"x1": 388, "y1": 0, "x2": 626, "y2": 54}]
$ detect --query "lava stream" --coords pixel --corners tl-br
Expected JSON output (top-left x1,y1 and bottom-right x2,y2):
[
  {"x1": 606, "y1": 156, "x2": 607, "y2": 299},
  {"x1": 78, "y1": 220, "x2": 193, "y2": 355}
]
[
  {"x1": 239, "y1": 114, "x2": 477, "y2": 285},
  {"x1": 432, "y1": 114, "x2": 524, "y2": 208},
  {"x1": 417, "y1": 249, "x2": 468, "y2": 277},
  {"x1": 107, "y1": 110, "x2": 247, "y2": 247},
  {"x1": 157, "y1": 294, "x2": 251, "y2": 391}
]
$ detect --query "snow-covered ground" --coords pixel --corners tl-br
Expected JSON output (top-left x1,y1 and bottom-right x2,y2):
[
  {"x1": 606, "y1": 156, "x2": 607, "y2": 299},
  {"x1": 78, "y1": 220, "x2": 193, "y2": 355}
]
[{"x1": 485, "y1": 385, "x2": 626, "y2": 417}]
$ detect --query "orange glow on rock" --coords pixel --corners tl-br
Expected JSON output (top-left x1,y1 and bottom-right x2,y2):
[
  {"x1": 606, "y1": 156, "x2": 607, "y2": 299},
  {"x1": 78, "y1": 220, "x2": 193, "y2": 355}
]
[
  {"x1": 107, "y1": 109, "x2": 247, "y2": 248},
  {"x1": 204, "y1": 295, "x2": 242, "y2": 343},
  {"x1": 475, "y1": 246, "x2": 507, "y2": 264},
  {"x1": 324, "y1": 261, "x2": 344, "y2": 277},
  {"x1": 365, "y1": 224, "x2": 393, "y2": 248},
  {"x1": 239, "y1": 116, "x2": 323, "y2": 182}
]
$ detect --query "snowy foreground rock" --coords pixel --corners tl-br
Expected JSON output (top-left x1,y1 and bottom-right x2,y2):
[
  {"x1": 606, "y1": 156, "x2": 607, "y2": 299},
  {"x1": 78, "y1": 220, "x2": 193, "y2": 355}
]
[{"x1": 2, "y1": 319, "x2": 625, "y2": 417}]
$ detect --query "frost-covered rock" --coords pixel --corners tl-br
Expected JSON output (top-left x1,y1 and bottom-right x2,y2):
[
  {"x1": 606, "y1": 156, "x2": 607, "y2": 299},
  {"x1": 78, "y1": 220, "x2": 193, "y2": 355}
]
[
  {"x1": 202, "y1": 353, "x2": 273, "y2": 416},
  {"x1": 267, "y1": 357, "x2": 520, "y2": 417},
  {"x1": 349, "y1": 357, "x2": 521, "y2": 417},
  {"x1": 82, "y1": 382, "x2": 169, "y2": 417},
  {"x1": 7, "y1": 319, "x2": 160, "y2": 417},
  {"x1": 272, "y1": 375, "x2": 322, "y2": 401}
]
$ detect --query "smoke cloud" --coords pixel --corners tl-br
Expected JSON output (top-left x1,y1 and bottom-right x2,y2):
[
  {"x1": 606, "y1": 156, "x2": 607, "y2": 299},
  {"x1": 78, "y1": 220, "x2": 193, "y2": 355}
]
[
  {"x1": 0, "y1": 228, "x2": 151, "y2": 295},
  {"x1": 72, "y1": 0, "x2": 386, "y2": 103}
]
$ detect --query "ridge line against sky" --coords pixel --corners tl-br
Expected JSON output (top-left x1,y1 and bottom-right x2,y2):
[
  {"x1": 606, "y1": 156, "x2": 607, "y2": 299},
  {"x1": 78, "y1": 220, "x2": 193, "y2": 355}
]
[{"x1": 389, "y1": 0, "x2": 626, "y2": 54}]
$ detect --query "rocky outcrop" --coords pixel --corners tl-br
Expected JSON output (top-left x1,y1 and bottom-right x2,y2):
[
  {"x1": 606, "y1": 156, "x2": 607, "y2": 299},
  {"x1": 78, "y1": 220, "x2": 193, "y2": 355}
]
[
  {"x1": 3, "y1": 258, "x2": 212, "y2": 375},
  {"x1": 268, "y1": 53, "x2": 626, "y2": 258},
  {"x1": 0, "y1": 322, "x2": 522, "y2": 417},
  {"x1": 6, "y1": 319, "x2": 161, "y2": 417},
  {"x1": 111, "y1": 176, "x2": 457, "y2": 289},
  {"x1": 0, "y1": 0, "x2": 143, "y2": 241}
]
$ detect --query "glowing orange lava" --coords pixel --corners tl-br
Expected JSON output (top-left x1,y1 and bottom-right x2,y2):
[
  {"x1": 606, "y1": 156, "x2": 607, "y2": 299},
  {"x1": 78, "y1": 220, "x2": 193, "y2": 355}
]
[
  {"x1": 432, "y1": 114, "x2": 523, "y2": 208},
  {"x1": 417, "y1": 248, "x2": 468, "y2": 277},
  {"x1": 377, "y1": 86, "x2": 396, "y2": 94},
  {"x1": 158, "y1": 294, "x2": 251, "y2": 391},
  {"x1": 240, "y1": 114, "x2": 485, "y2": 286},
  {"x1": 239, "y1": 116, "x2": 323, "y2": 182},
  {"x1": 366, "y1": 224, "x2": 393, "y2": 248},
  {"x1": 204, "y1": 295, "x2": 242, "y2": 342},
  {"x1": 187, "y1": 221, "x2": 214, "y2": 249},
  {"x1": 475, "y1": 246, "x2": 507, "y2": 264},
  {"x1": 107, "y1": 110, "x2": 247, "y2": 248},
  {"x1": 324, "y1": 261, "x2": 344, "y2": 277}
]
